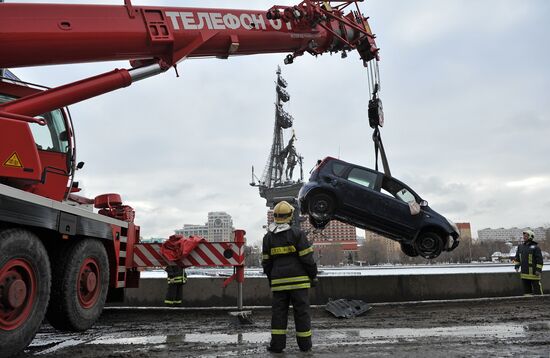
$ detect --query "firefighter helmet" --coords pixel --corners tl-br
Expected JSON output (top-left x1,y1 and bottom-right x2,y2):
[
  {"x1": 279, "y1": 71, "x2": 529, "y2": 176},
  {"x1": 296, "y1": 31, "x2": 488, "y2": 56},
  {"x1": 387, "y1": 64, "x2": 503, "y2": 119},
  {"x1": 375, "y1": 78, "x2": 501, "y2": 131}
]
[
  {"x1": 273, "y1": 201, "x2": 294, "y2": 224},
  {"x1": 522, "y1": 229, "x2": 535, "y2": 240}
]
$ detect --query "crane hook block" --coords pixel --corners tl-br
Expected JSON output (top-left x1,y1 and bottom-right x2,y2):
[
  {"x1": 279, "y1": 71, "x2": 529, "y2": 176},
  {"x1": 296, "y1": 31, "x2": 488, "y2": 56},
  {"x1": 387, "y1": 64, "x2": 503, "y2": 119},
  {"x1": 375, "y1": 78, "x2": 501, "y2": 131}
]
[{"x1": 368, "y1": 98, "x2": 384, "y2": 128}]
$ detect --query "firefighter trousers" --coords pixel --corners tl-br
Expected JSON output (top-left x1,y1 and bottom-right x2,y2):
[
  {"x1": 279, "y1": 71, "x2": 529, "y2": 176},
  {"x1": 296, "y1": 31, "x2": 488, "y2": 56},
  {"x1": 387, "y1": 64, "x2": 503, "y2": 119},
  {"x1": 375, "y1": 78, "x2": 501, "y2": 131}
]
[
  {"x1": 165, "y1": 266, "x2": 186, "y2": 306},
  {"x1": 270, "y1": 288, "x2": 312, "y2": 352},
  {"x1": 522, "y1": 278, "x2": 543, "y2": 295}
]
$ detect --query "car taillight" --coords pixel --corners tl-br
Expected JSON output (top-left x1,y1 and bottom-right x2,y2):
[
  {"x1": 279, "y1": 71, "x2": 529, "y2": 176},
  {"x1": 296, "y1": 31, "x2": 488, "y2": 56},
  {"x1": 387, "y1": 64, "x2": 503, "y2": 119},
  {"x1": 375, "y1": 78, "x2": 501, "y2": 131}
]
[
  {"x1": 317, "y1": 157, "x2": 334, "y2": 170},
  {"x1": 309, "y1": 157, "x2": 334, "y2": 179}
]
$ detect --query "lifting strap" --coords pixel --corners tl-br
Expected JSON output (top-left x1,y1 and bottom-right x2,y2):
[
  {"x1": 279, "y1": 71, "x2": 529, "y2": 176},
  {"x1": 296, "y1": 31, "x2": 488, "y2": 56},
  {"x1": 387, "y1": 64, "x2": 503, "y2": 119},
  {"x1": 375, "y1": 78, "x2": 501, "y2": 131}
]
[{"x1": 373, "y1": 127, "x2": 391, "y2": 177}]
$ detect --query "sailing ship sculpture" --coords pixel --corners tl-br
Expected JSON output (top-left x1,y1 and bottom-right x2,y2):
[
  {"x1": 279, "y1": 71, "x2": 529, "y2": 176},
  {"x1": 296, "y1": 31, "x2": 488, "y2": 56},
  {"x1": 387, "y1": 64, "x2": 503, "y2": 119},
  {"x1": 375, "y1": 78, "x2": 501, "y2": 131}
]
[{"x1": 250, "y1": 66, "x2": 304, "y2": 209}]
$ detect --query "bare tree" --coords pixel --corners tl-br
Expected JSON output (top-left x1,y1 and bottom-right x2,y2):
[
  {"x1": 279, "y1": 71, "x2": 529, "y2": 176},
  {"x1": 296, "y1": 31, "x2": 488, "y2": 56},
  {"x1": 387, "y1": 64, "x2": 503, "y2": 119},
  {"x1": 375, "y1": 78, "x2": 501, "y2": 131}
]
[
  {"x1": 358, "y1": 239, "x2": 386, "y2": 265},
  {"x1": 316, "y1": 244, "x2": 344, "y2": 266},
  {"x1": 244, "y1": 245, "x2": 261, "y2": 267}
]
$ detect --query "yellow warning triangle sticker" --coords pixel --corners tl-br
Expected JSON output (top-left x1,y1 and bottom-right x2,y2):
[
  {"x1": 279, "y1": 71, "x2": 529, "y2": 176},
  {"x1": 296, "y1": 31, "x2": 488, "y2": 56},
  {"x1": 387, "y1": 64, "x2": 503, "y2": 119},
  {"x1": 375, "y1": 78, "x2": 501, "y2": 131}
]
[{"x1": 3, "y1": 152, "x2": 23, "y2": 168}]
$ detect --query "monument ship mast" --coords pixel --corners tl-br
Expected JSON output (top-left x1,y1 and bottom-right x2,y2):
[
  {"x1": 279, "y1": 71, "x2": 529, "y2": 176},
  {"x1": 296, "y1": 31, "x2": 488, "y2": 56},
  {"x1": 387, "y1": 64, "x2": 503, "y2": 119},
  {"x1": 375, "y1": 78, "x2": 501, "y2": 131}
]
[{"x1": 251, "y1": 66, "x2": 304, "y2": 210}]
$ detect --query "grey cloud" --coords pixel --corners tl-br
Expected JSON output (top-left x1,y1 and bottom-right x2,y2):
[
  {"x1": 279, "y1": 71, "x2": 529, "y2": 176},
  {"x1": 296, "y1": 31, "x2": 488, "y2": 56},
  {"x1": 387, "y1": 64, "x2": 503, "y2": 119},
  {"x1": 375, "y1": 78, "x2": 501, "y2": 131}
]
[
  {"x1": 431, "y1": 200, "x2": 468, "y2": 214},
  {"x1": 11, "y1": 0, "x2": 550, "y2": 244}
]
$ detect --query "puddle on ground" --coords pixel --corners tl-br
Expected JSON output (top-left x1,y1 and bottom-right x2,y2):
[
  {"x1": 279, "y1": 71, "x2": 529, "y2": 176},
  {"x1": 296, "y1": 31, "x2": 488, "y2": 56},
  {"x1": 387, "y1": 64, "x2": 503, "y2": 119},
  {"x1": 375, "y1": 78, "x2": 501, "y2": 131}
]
[
  {"x1": 89, "y1": 332, "x2": 270, "y2": 345},
  {"x1": 32, "y1": 339, "x2": 86, "y2": 355},
  {"x1": 356, "y1": 324, "x2": 525, "y2": 339},
  {"x1": 86, "y1": 322, "x2": 532, "y2": 347},
  {"x1": 29, "y1": 321, "x2": 550, "y2": 354}
]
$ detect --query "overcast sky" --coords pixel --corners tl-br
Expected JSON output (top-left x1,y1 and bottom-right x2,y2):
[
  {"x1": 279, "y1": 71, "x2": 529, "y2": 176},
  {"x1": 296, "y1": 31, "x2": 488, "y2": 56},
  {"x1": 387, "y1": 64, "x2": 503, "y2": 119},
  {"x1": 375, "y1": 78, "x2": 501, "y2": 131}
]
[{"x1": 9, "y1": 0, "x2": 550, "y2": 245}]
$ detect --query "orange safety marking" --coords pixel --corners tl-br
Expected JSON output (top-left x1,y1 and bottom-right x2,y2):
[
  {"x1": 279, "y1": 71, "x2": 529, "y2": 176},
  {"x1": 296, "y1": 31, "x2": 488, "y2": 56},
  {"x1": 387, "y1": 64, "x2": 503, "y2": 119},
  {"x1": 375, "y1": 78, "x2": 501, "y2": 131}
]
[{"x1": 3, "y1": 152, "x2": 23, "y2": 168}]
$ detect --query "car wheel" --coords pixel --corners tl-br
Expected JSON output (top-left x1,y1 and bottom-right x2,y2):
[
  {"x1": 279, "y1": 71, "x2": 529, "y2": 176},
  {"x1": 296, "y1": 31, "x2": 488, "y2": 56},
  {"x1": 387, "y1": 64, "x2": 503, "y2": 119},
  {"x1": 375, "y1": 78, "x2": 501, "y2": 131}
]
[
  {"x1": 414, "y1": 232, "x2": 443, "y2": 259},
  {"x1": 400, "y1": 242, "x2": 419, "y2": 257},
  {"x1": 308, "y1": 193, "x2": 335, "y2": 222}
]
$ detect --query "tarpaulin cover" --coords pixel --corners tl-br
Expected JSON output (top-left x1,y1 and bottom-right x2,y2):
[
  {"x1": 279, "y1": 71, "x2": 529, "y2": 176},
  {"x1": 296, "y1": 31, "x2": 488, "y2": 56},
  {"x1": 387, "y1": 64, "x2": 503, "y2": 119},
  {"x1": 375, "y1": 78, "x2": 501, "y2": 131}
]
[{"x1": 160, "y1": 234, "x2": 205, "y2": 262}]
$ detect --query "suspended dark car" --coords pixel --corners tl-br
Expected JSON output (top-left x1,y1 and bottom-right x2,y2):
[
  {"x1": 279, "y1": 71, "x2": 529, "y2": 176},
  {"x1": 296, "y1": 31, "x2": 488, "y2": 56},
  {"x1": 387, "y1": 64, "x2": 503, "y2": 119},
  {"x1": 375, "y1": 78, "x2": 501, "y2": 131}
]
[{"x1": 298, "y1": 157, "x2": 460, "y2": 259}]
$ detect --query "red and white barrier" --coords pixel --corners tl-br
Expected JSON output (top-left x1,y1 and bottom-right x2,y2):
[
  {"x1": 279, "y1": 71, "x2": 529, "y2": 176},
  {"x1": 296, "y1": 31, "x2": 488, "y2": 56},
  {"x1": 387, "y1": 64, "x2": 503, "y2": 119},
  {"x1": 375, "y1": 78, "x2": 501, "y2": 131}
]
[{"x1": 132, "y1": 241, "x2": 244, "y2": 268}]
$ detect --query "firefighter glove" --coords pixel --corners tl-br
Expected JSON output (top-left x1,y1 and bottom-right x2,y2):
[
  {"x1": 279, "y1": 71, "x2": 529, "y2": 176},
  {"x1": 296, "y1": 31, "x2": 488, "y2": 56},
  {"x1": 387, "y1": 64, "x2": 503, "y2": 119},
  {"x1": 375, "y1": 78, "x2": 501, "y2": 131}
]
[{"x1": 311, "y1": 277, "x2": 319, "y2": 287}]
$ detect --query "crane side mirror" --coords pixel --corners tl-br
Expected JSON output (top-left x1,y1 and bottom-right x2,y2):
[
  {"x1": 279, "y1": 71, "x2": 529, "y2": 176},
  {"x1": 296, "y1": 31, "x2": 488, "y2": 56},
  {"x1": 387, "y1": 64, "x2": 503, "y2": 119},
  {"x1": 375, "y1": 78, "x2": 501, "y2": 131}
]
[
  {"x1": 76, "y1": 161, "x2": 85, "y2": 170},
  {"x1": 59, "y1": 130, "x2": 68, "y2": 141}
]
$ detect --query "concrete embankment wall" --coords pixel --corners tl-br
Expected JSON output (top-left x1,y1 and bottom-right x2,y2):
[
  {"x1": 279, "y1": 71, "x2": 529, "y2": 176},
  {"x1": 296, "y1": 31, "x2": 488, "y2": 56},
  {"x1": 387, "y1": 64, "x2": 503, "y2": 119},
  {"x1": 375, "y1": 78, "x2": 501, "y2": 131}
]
[{"x1": 114, "y1": 272, "x2": 550, "y2": 307}]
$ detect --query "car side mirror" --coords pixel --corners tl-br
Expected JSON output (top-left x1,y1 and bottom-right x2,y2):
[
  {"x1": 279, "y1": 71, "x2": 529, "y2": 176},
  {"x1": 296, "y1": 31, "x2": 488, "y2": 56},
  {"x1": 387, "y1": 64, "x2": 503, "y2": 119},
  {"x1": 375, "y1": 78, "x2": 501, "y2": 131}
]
[{"x1": 420, "y1": 200, "x2": 428, "y2": 207}]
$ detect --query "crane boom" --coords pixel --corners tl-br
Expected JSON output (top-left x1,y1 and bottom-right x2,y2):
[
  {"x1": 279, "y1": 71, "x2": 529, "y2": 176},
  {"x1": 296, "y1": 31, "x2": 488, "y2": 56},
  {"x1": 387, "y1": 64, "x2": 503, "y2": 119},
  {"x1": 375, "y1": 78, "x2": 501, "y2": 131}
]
[
  {"x1": 0, "y1": 0, "x2": 379, "y2": 201},
  {"x1": 0, "y1": 1, "x2": 378, "y2": 69}
]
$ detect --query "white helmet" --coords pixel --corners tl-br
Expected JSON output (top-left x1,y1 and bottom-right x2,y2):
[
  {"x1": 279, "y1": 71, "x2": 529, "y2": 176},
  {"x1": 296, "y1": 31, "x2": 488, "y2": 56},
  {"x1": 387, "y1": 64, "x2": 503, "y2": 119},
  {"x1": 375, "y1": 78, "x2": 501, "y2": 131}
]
[{"x1": 522, "y1": 229, "x2": 535, "y2": 240}]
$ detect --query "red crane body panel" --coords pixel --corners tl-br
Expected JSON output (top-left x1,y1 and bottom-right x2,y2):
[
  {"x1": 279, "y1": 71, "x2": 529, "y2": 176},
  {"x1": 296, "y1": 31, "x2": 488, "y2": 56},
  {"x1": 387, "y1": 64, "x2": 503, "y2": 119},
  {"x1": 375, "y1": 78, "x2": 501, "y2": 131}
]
[{"x1": 0, "y1": 3, "x2": 371, "y2": 69}]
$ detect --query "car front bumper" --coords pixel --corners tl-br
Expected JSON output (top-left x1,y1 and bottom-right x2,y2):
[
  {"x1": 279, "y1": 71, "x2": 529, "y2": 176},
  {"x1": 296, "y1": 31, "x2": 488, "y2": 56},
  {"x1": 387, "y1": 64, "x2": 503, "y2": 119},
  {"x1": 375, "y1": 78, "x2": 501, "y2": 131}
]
[{"x1": 446, "y1": 235, "x2": 460, "y2": 251}]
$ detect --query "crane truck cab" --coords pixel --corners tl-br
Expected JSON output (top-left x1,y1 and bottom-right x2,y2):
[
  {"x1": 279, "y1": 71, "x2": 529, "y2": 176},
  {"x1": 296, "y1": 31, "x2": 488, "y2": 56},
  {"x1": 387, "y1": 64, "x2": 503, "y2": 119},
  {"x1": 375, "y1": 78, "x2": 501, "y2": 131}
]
[{"x1": 0, "y1": 76, "x2": 76, "y2": 202}]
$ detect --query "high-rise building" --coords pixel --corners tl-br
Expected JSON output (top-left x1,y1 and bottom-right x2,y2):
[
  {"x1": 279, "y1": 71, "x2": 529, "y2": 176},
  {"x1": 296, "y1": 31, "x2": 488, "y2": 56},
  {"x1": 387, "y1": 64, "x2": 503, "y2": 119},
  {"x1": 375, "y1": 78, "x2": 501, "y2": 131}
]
[
  {"x1": 456, "y1": 222, "x2": 472, "y2": 240},
  {"x1": 175, "y1": 224, "x2": 208, "y2": 238},
  {"x1": 364, "y1": 229, "x2": 400, "y2": 260},
  {"x1": 207, "y1": 211, "x2": 235, "y2": 242},
  {"x1": 266, "y1": 210, "x2": 358, "y2": 261},
  {"x1": 478, "y1": 227, "x2": 547, "y2": 243},
  {"x1": 175, "y1": 212, "x2": 235, "y2": 242}
]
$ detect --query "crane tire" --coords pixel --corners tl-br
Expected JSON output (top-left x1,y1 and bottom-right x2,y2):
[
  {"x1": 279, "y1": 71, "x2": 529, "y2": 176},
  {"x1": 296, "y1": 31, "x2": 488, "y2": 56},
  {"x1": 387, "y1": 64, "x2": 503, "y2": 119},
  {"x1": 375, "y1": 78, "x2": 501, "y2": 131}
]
[
  {"x1": 46, "y1": 239, "x2": 109, "y2": 332},
  {"x1": 0, "y1": 228, "x2": 51, "y2": 357}
]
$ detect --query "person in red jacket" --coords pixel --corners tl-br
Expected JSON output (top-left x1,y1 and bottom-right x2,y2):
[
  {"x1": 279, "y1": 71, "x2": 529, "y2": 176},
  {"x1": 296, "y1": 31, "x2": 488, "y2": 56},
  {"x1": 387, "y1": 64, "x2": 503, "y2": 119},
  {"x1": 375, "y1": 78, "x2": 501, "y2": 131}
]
[
  {"x1": 262, "y1": 201, "x2": 318, "y2": 353},
  {"x1": 513, "y1": 230, "x2": 544, "y2": 295}
]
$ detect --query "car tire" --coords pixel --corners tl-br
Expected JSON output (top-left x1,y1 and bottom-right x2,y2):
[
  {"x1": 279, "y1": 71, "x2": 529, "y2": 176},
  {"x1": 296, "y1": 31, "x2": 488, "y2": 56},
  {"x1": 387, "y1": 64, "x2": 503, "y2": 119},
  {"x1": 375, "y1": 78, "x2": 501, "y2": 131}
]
[
  {"x1": 414, "y1": 232, "x2": 443, "y2": 259},
  {"x1": 307, "y1": 192, "x2": 335, "y2": 222},
  {"x1": 400, "y1": 242, "x2": 419, "y2": 257}
]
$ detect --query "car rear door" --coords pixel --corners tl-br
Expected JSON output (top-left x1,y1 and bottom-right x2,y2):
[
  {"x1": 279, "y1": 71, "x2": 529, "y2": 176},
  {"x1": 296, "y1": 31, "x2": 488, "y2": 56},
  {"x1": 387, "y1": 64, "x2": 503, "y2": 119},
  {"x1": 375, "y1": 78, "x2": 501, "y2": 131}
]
[{"x1": 338, "y1": 166, "x2": 383, "y2": 228}]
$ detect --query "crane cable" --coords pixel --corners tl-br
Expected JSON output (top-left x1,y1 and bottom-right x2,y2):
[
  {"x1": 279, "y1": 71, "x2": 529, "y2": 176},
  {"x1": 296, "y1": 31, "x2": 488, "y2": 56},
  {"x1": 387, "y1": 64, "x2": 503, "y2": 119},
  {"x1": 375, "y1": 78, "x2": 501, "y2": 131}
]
[{"x1": 365, "y1": 60, "x2": 391, "y2": 177}]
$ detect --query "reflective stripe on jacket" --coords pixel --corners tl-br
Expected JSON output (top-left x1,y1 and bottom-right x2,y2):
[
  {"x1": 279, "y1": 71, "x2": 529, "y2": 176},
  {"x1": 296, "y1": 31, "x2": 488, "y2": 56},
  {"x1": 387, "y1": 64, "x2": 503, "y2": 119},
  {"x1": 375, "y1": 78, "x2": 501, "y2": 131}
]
[
  {"x1": 166, "y1": 265, "x2": 187, "y2": 284},
  {"x1": 262, "y1": 226, "x2": 317, "y2": 291},
  {"x1": 514, "y1": 240, "x2": 543, "y2": 281}
]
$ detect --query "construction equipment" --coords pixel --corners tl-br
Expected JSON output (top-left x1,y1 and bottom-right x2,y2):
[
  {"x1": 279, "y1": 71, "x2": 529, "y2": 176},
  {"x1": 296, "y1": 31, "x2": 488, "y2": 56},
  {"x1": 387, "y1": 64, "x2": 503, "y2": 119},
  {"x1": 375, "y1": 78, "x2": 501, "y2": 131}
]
[{"x1": 0, "y1": 0, "x2": 379, "y2": 355}]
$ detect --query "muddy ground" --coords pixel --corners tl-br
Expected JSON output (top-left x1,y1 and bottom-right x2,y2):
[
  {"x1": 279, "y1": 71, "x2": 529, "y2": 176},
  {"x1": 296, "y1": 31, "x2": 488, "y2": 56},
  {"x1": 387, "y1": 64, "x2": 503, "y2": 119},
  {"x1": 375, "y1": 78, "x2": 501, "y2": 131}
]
[{"x1": 21, "y1": 296, "x2": 550, "y2": 357}]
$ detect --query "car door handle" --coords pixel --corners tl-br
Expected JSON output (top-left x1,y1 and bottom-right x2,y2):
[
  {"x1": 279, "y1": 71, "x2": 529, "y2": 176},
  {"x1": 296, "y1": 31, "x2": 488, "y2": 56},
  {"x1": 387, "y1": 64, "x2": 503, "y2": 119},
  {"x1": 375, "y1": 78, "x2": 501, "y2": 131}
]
[{"x1": 321, "y1": 175, "x2": 336, "y2": 185}]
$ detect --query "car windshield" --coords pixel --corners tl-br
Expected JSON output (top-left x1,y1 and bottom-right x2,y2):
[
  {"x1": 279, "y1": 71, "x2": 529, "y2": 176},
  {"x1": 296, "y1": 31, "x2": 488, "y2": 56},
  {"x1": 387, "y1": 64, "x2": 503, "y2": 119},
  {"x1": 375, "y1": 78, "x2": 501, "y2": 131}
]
[{"x1": 381, "y1": 176, "x2": 417, "y2": 203}]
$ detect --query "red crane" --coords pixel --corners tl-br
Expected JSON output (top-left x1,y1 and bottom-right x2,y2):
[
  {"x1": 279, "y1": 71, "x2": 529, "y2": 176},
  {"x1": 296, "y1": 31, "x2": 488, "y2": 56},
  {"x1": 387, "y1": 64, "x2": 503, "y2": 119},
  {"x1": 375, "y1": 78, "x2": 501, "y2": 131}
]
[{"x1": 0, "y1": 1, "x2": 379, "y2": 355}]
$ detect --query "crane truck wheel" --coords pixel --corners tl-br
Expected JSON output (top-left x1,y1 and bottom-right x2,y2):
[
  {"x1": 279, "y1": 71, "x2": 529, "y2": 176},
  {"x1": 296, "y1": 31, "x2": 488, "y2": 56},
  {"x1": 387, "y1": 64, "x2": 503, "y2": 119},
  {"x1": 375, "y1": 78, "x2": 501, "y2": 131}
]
[
  {"x1": 46, "y1": 239, "x2": 109, "y2": 332},
  {"x1": 0, "y1": 228, "x2": 51, "y2": 357}
]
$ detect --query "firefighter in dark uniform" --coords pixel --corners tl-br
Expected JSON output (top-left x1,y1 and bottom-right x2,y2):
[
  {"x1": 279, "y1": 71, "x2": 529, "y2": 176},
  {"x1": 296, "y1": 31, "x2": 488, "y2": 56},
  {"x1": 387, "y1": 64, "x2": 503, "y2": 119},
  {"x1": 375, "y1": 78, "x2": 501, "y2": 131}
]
[
  {"x1": 513, "y1": 230, "x2": 544, "y2": 295},
  {"x1": 262, "y1": 201, "x2": 318, "y2": 353},
  {"x1": 165, "y1": 265, "x2": 187, "y2": 306}
]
